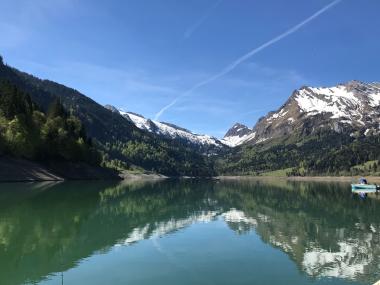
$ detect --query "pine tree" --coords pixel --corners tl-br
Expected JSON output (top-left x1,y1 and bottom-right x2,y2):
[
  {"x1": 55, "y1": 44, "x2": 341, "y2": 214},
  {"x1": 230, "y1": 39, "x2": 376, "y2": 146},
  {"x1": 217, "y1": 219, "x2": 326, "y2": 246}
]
[{"x1": 47, "y1": 98, "x2": 66, "y2": 119}]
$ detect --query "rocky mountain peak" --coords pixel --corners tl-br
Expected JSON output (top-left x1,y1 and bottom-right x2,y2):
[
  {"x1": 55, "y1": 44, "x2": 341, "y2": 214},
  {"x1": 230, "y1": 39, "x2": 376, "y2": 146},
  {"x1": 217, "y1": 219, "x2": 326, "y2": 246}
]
[
  {"x1": 222, "y1": 123, "x2": 255, "y2": 147},
  {"x1": 224, "y1": 80, "x2": 380, "y2": 147},
  {"x1": 224, "y1": 123, "x2": 250, "y2": 138}
]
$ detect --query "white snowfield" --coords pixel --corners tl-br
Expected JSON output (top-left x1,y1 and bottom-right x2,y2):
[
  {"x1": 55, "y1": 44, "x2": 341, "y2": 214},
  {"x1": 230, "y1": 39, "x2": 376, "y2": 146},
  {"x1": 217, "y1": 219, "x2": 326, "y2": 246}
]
[
  {"x1": 295, "y1": 83, "x2": 380, "y2": 122},
  {"x1": 220, "y1": 123, "x2": 256, "y2": 147},
  {"x1": 221, "y1": 131, "x2": 256, "y2": 147},
  {"x1": 119, "y1": 110, "x2": 224, "y2": 147}
]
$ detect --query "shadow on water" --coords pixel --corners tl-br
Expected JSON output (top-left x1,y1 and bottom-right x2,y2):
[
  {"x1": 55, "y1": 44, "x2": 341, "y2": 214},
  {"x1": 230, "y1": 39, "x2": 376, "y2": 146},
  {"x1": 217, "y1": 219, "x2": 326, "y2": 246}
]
[{"x1": 0, "y1": 179, "x2": 379, "y2": 284}]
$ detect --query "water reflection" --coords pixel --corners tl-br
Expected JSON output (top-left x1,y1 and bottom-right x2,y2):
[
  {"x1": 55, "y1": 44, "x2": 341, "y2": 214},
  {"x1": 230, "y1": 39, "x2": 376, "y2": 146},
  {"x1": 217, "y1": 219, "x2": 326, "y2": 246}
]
[
  {"x1": 0, "y1": 179, "x2": 379, "y2": 284},
  {"x1": 214, "y1": 180, "x2": 380, "y2": 283}
]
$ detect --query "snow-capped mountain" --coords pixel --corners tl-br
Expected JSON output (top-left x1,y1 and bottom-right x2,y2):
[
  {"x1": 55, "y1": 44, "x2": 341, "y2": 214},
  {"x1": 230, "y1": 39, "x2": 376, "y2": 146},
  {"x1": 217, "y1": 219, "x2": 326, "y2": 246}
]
[
  {"x1": 221, "y1": 123, "x2": 256, "y2": 147},
  {"x1": 223, "y1": 81, "x2": 380, "y2": 146},
  {"x1": 104, "y1": 105, "x2": 227, "y2": 152}
]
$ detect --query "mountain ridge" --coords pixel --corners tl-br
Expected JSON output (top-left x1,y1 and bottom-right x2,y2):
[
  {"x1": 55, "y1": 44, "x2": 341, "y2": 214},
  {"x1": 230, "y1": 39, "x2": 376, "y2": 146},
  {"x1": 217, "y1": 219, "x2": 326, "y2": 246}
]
[
  {"x1": 2, "y1": 55, "x2": 380, "y2": 176},
  {"x1": 0, "y1": 58, "x2": 215, "y2": 176},
  {"x1": 223, "y1": 80, "x2": 380, "y2": 147},
  {"x1": 104, "y1": 105, "x2": 228, "y2": 153}
]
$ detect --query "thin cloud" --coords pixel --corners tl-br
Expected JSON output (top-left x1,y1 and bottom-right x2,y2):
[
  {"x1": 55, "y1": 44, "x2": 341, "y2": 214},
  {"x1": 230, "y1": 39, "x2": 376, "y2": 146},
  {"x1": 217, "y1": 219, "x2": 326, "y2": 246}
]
[
  {"x1": 184, "y1": 0, "x2": 223, "y2": 39},
  {"x1": 155, "y1": 0, "x2": 342, "y2": 120}
]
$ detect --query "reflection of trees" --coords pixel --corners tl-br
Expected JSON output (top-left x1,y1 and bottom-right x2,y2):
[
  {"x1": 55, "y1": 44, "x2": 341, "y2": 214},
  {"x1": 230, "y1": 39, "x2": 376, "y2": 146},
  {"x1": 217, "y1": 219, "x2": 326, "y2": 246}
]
[
  {"x1": 0, "y1": 179, "x2": 379, "y2": 284},
  {"x1": 214, "y1": 180, "x2": 380, "y2": 284},
  {"x1": 0, "y1": 180, "x2": 217, "y2": 285},
  {"x1": 0, "y1": 181, "x2": 117, "y2": 285}
]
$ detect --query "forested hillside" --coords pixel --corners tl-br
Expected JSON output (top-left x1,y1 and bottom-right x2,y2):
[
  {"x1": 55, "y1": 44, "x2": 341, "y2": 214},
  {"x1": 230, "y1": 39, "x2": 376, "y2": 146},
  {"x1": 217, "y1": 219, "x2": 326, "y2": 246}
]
[
  {"x1": 2, "y1": 55, "x2": 380, "y2": 178},
  {"x1": 0, "y1": 80, "x2": 100, "y2": 164},
  {"x1": 218, "y1": 80, "x2": 380, "y2": 176},
  {"x1": 0, "y1": 56, "x2": 214, "y2": 176},
  {"x1": 215, "y1": 129, "x2": 380, "y2": 176}
]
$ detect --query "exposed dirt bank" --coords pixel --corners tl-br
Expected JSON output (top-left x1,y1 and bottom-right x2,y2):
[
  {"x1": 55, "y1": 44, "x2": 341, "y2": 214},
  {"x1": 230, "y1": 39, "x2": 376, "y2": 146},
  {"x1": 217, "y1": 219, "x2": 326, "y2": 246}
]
[{"x1": 0, "y1": 156, "x2": 121, "y2": 182}]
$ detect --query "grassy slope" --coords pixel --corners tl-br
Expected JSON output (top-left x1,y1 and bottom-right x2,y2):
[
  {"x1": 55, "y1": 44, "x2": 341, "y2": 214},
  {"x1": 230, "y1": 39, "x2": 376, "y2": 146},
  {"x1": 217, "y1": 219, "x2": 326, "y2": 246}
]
[{"x1": 259, "y1": 168, "x2": 294, "y2": 177}]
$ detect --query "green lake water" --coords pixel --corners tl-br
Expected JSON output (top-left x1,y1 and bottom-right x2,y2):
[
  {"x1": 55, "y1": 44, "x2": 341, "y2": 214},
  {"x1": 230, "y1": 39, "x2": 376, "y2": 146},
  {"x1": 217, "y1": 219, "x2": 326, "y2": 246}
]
[{"x1": 0, "y1": 179, "x2": 379, "y2": 285}]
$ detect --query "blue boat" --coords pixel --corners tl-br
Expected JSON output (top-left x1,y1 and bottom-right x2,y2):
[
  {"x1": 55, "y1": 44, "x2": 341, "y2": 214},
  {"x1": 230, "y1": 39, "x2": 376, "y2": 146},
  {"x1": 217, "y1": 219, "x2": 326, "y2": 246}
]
[
  {"x1": 351, "y1": 177, "x2": 379, "y2": 193},
  {"x1": 351, "y1": 184, "x2": 378, "y2": 192}
]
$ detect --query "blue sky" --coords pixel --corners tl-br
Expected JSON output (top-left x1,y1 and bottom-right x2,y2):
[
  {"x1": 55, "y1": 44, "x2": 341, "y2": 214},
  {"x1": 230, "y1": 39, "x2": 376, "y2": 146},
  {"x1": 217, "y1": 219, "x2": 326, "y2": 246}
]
[{"x1": 1, "y1": 0, "x2": 380, "y2": 138}]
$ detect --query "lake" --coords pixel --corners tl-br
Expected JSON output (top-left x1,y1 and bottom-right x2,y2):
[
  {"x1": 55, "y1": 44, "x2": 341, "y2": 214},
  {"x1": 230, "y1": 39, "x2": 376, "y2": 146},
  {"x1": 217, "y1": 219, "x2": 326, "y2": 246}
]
[{"x1": 0, "y1": 179, "x2": 379, "y2": 285}]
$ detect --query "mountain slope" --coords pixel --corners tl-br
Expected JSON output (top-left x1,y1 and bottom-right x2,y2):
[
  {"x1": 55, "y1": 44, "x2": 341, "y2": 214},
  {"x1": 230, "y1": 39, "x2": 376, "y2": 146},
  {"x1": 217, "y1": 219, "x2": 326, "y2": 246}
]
[
  {"x1": 0, "y1": 57, "x2": 214, "y2": 176},
  {"x1": 224, "y1": 81, "x2": 380, "y2": 146},
  {"x1": 217, "y1": 81, "x2": 380, "y2": 175},
  {"x1": 105, "y1": 106, "x2": 226, "y2": 153}
]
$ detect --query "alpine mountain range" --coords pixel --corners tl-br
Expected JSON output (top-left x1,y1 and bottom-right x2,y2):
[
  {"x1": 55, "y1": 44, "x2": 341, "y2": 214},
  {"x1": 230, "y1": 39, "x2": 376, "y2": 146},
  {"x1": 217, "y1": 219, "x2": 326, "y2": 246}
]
[
  {"x1": 107, "y1": 80, "x2": 380, "y2": 149},
  {"x1": 1, "y1": 55, "x2": 380, "y2": 176}
]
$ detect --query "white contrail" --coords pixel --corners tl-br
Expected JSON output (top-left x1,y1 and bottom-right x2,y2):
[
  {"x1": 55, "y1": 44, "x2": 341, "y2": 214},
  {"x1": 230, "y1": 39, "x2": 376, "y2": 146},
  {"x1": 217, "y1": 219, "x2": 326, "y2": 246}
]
[
  {"x1": 154, "y1": 0, "x2": 342, "y2": 120},
  {"x1": 184, "y1": 0, "x2": 223, "y2": 39}
]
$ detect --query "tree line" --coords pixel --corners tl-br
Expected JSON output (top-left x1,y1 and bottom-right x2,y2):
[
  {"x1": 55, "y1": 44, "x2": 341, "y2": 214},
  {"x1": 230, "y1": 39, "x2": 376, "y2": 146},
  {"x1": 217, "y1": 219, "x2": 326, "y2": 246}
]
[
  {"x1": 0, "y1": 80, "x2": 101, "y2": 164},
  {"x1": 214, "y1": 130, "x2": 380, "y2": 176}
]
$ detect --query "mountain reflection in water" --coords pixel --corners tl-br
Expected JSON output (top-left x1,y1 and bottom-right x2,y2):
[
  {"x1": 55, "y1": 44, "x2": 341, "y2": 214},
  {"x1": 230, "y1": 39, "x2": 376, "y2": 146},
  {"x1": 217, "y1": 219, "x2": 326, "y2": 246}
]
[{"x1": 0, "y1": 179, "x2": 379, "y2": 285}]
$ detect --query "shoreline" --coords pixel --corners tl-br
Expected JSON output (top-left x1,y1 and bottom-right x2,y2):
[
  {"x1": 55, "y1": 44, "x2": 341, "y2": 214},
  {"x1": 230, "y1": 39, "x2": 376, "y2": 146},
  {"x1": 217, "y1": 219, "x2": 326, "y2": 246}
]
[
  {"x1": 3, "y1": 175, "x2": 380, "y2": 183},
  {"x1": 120, "y1": 171, "x2": 168, "y2": 180},
  {"x1": 217, "y1": 175, "x2": 380, "y2": 183},
  {"x1": 1, "y1": 155, "x2": 379, "y2": 183},
  {"x1": 0, "y1": 156, "x2": 121, "y2": 183}
]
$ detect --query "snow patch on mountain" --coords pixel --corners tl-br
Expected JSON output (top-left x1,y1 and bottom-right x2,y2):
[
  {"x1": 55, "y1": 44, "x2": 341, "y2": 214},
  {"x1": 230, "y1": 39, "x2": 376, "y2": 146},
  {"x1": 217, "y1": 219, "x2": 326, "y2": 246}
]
[
  {"x1": 369, "y1": 92, "x2": 380, "y2": 107},
  {"x1": 123, "y1": 112, "x2": 154, "y2": 131},
  {"x1": 222, "y1": 123, "x2": 255, "y2": 147},
  {"x1": 268, "y1": 108, "x2": 288, "y2": 121},
  {"x1": 222, "y1": 132, "x2": 256, "y2": 147},
  {"x1": 295, "y1": 86, "x2": 361, "y2": 119},
  {"x1": 106, "y1": 106, "x2": 227, "y2": 149},
  {"x1": 223, "y1": 81, "x2": 380, "y2": 147}
]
